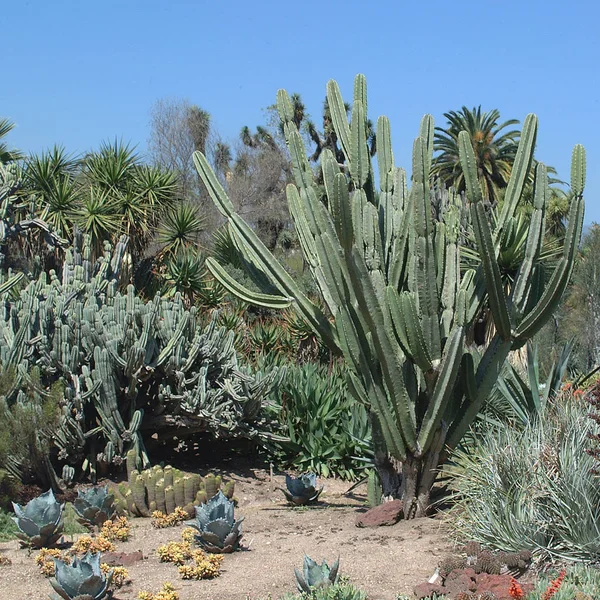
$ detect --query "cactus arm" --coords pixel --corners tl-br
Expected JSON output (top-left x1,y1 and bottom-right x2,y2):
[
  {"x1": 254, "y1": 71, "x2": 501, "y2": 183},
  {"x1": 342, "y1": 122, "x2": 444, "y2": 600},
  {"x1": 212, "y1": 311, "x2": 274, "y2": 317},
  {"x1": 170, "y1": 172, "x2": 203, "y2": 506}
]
[
  {"x1": 193, "y1": 151, "x2": 234, "y2": 216},
  {"x1": 497, "y1": 114, "x2": 538, "y2": 234},
  {"x1": 510, "y1": 163, "x2": 547, "y2": 319},
  {"x1": 0, "y1": 271, "x2": 25, "y2": 295},
  {"x1": 205, "y1": 257, "x2": 293, "y2": 309},
  {"x1": 417, "y1": 324, "x2": 465, "y2": 453},
  {"x1": 350, "y1": 99, "x2": 369, "y2": 187},
  {"x1": 460, "y1": 131, "x2": 512, "y2": 340},
  {"x1": 326, "y1": 79, "x2": 352, "y2": 163},
  {"x1": 515, "y1": 190, "x2": 584, "y2": 341},
  {"x1": 571, "y1": 144, "x2": 586, "y2": 196}
]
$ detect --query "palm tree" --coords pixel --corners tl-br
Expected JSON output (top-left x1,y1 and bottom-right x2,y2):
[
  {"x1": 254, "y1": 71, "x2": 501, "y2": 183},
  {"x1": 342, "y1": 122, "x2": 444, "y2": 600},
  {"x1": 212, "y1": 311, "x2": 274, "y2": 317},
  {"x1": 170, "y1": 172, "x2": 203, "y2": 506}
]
[
  {"x1": 432, "y1": 106, "x2": 520, "y2": 204},
  {"x1": 0, "y1": 118, "x2": 24, "y2": 164}
]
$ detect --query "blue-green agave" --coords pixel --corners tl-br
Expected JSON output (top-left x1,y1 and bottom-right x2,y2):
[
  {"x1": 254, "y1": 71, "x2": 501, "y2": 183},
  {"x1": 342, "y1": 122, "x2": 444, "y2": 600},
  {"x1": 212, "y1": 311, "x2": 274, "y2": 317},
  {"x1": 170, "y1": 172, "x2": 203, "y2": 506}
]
[
  {"x1": 50, "y1": 552, "x2": 113, "y2": 600},
  {"x1": 295, "y1": 555, "x2": 340, "y2": 593},
  {"x1": 281, "y1": 473, "x2": 323, "y2": 505},
  {"x1": 12, "y1": 489, "x2": 65, "y2": 549},
  {"x1": 73, "y1": 486, "x2": 116, "y2": 529},
  {"x1": 186, "y1": 490, "x2": 243, "y2": 553}
]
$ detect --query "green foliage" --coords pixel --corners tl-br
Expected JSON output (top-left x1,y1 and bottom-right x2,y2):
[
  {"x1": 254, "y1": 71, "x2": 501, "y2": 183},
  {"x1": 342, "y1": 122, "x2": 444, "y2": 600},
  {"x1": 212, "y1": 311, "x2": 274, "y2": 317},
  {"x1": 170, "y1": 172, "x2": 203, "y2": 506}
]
[
  {"x1": 0, "y1": 508, "x2": 18, "y2": 541},
  {"x1": 185, "y1": 490, "x2": 243, "y2": 553},
  {"x1": 0, "y1": 234, "x2": 283, "y2": 484},
  {"x1": 50, "y1": 552, "x2": 112, "y2": 600},
  {"x1": 282, "y1": 580, "x2": 367, "y2": 600},
  {"x1": 196, "y1": 73, "x2": 585, "y2": 515},
  {"x1": 264, "y1": 363, "x2": 371, "y2": 480},
  {"x1": 294, "y1": 556, "x2": 340, "y2": 593},
  {"x1": 0, "y1": 469, "x2": 21, "y2": 511},
  {"x1": 446, "y1": 394, "x2": 600, "y2": 561},
  {"x1": 527, "y1": 565, "x2": 600, "y2": 600},
  {"x1": 12, "y1": 488, "x2": 65, "y2": 548}
]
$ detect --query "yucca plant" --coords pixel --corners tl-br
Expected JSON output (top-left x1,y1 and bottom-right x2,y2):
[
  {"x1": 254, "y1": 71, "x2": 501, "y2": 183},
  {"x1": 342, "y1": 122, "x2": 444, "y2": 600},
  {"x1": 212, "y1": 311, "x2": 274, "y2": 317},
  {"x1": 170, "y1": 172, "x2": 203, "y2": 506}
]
[
  {"x1": 158, "y1": 202, "x2": 206, "y2": 255},
  {"x1": 196, "y1": 74, "x2": 585, "y2": 517},
  {"x1": 12, "y1": 489, "x2": 65, "y2": 549},
  {"x1": 50, "y1": 552, "x2": 113, "y2": 600}
]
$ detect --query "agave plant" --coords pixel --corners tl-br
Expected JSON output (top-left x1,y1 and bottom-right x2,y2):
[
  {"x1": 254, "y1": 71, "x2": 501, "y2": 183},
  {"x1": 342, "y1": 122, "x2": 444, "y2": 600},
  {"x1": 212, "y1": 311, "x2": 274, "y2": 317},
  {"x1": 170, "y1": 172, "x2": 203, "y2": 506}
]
[
  {"x1": 185, "y1": 490, "x2": 243, "y2": 553},
  {"x1": 295, "y1": 555, "x2": 340, "y2": 593},
  {"x1": 281, "y1": 473, "x2": 323, "y2": 505},
  {"x1": 50, "y1": 552, "x2": 113, "y2": 600},
  {"x1": 12, "y1": 489, "x2": 65, "y2": 549},
  {"x1": 73, "y1": 486, "x2": 116, "y2": 529}
]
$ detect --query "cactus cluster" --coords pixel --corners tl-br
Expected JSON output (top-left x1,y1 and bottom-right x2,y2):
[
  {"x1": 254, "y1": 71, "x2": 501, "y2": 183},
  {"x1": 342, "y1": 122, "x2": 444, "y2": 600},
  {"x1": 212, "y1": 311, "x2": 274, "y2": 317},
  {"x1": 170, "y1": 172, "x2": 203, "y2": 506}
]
[
  {"x1": 195, "y1": 74, "x2": 586, "y2": 515},
  {"x1": 112, "y1": 456, "x2": 234, "y2": 519},
  {"x1": 0, "y1": 232, "x2": 282, "y2": 484},
  {"x1": 439, "y1": 544, "x2": 532, "y2": 577}
]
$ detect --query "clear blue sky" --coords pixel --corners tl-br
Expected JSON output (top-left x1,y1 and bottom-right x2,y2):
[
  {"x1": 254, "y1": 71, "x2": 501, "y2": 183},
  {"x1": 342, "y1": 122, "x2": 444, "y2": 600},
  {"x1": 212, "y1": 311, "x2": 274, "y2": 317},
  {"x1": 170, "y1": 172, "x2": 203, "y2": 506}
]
[{"x1": 3, "y1": 0, "x2": 599, "y2": 222}]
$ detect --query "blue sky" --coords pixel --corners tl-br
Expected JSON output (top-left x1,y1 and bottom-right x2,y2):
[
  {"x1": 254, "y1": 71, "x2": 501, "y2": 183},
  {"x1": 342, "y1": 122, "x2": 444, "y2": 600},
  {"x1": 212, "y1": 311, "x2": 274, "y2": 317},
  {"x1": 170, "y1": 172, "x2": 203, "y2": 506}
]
[{"x1": 3, "y1": 0, "x2": 599, "y2": 222}]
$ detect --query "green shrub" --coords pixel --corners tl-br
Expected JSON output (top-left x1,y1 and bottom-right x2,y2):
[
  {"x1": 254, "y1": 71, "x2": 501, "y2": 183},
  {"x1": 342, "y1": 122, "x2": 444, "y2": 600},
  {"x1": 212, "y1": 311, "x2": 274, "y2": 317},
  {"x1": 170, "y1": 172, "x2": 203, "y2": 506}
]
[
  {"x1": 527, "y1": 564, "x2": 600, "y2": 599},
  {"x1": 446, "y1": 393, "x2": 600, "y2": 561},
  {"x1": 0, "y1": 508, "x2": 17, "y2": 541},
  {"x1": 264, "y1": 362, "x2": 371, "y2": 480},
  {"x1": 0, "y1": 469, "x2": 21, "y2": 511},
  {"x1": 280, "y1": 580, "x2": 367, "y2": 600}
]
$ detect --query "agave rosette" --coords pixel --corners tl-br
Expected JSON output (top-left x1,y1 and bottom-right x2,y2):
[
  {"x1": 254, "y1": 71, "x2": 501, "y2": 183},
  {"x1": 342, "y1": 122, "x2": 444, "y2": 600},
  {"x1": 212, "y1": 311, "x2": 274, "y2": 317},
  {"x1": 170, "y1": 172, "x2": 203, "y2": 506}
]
[
  {"x1": 73, "y1": 486, "x2": 116, "y2": 528},
  {"x1": 50, "y1": 552, "x2": 113, "y2": 600},
  {"x1": 12, "y1": 489, "x2": 65, "y2": 549},
  {"x1": 295, "y1": 555, "x2": 340, "y2": 593},
  {"x1": 282, "y1": 473, "x2": 323, "y2": 505},
  {"x1": 186, "y1": 490, "x2": 243, "y2": 553}
]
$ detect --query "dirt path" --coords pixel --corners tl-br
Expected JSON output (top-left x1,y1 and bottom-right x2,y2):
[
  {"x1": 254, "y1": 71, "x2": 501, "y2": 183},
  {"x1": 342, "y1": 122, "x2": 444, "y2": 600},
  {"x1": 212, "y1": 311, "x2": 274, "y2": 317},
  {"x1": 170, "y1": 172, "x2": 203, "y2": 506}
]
[{"x1": 0, "y1": 469, "x2": 452, "y2": 600}]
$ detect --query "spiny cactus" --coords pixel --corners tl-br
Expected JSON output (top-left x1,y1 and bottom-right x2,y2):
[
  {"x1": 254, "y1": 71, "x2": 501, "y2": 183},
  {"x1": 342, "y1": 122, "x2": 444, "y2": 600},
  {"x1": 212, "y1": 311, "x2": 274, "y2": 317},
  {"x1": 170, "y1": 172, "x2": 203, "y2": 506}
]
[
  {"x1": 0, "y1": 232, "x2": 283, "y2": 484},
  {"x1": 112, "y1": 465, "x2": 235, "y2": 518},
  {"x1": 195, "y1": 74, "x2": 585, "y2": 517}
]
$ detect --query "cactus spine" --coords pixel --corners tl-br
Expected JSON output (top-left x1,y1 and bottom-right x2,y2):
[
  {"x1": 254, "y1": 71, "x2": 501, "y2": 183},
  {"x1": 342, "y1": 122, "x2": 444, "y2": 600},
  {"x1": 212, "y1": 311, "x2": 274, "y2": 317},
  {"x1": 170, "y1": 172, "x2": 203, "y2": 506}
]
[{"x1": 196, "y1": 74, "x2": 585, "y2": 518}]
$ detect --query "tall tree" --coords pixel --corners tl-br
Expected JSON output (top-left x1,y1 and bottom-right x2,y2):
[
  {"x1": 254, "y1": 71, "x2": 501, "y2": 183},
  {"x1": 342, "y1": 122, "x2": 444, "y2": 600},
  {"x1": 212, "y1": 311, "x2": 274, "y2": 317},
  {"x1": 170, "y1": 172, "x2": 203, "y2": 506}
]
[
  {"x1": 0, "y1": 118, "x2": 24, "y2": 164},
  {"x1": 432, "y1": 106, "x2": 519, "y2": 204}
]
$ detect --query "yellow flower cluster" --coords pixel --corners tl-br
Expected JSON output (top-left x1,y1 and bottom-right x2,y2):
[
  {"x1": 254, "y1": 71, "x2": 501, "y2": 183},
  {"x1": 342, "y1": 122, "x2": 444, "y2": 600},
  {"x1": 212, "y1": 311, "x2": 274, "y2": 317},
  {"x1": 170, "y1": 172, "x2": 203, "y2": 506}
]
[
  {"x1": 138, "y1": 582, "x2": 179, "y2": 600},
  {"x1": 156, "y1": 535, "x2": 223, "y2": 580},
  {"x1": 156, "y1": 541, "x2": 194, "y2": 565},
  {"x1": 177, "y1": 550, "x2": 223, "y2": 579},
  {"x1": 101, "y1": 563, "x2": 130, "y2": 588},
  {"x1": 34, "y1": 548, "x2": 71, "y2": 576},
  {"x1": 151, "y1": 507, "x2": 189, "y2": 529},
  {"x1": 71, "y1": 535, "x2": 116, "y2": 554},
  {"x1": 100, "y1": 516, "x2": 131, "y2": 541},
  {"x1": 180, "y1": 527, "x2": 196, "y2": 544}
]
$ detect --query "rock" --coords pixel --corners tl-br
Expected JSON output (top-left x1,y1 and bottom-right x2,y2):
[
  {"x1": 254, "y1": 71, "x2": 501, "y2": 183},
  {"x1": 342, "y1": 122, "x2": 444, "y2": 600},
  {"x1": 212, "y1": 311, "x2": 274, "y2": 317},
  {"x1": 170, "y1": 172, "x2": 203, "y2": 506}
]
[
  {"x1": 413, "y1": 582, "x2": 445, "y2": 599},
  {"x1": 101, "y1": 551, "x2": 144, "y2": 566},
  {"x1": 475, "y1": 573, "x2": 534, "y2": 600},
  {"x1": 443, "y1": 568, "x2": 478, "y2": 597},
  {"x1": 355, "y1": 500, "x2": 403, "y2": 527}
]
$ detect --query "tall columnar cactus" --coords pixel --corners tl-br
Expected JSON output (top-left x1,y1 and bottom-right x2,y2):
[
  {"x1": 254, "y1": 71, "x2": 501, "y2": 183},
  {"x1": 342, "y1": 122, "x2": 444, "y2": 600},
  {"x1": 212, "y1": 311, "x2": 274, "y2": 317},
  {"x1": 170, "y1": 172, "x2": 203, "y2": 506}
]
[
  {"x1": 0, "y1": 231, "x2": 282, "y2": 484},
  {"x1": 195, "y1": 74, "x2": 585, "y2": 517}
]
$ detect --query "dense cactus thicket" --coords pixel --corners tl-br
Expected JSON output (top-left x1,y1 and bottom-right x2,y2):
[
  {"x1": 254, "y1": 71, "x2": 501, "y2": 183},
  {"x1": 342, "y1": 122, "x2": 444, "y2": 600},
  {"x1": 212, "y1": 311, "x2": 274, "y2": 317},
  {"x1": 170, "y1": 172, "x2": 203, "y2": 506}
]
[
  {"x1": 0, "y1": 233, "x2": 282, "y2": 486},
  {"x1": 196, "y1": 74, "x2": 585, "y2": 517}
]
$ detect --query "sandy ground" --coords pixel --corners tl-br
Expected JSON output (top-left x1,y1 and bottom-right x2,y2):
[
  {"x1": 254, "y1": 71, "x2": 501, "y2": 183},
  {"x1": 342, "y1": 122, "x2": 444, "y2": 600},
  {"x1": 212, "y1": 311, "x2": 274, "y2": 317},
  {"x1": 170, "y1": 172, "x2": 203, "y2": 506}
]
[{"x1": 0, "y1": 469, "x2": 452, "y2": 600}]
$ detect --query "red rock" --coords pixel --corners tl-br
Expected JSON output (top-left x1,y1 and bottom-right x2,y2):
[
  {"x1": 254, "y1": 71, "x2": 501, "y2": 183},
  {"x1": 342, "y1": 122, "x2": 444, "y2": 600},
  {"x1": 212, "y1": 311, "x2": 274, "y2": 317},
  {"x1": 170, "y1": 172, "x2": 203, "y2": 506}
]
[
  {"x1": 474, "y1": 573, "x2": 533, "y2": 600},
  {"x1": 101, "y1": 551, "x2": 144, "y2": 566},
  {"x1": 444, "y1": 568, "x2": 478, "y2": 596},
  {"x1": 355, "y1": 500, "x2": 404, "y2": 527}
]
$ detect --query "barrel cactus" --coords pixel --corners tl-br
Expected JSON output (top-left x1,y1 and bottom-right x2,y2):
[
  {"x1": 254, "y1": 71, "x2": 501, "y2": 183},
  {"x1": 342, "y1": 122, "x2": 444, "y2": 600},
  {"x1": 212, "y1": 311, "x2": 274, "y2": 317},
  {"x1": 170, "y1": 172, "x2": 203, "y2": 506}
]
[
  {"x1": 281, "y1": 473, "x2": 323, "y2": 505},
  {"x1": 73, "y1": 486, "x2": 116, "y2": 529},
  {"x1": 50, "y1": 552, "x2": 113, "y2": 600},
  {"x1": 12, "y1": 489, "x2": 64, "y2": 549},
  {"x1": 295, "y1": 555, "x2": 340, "y2": 593},
  {"x1": 186, "y1": 490, "x2": 243, "y2": 553}
]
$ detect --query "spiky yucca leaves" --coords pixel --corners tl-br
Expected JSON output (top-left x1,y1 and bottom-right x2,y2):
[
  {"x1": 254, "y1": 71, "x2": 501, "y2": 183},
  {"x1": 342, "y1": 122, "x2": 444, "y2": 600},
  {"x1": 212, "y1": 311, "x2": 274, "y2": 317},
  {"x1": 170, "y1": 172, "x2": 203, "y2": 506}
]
[
  {"x1": 50, "y1": 552, "x2": 113, "y2": 600},
  {"x1": 0, "y1": 118, "x2": 24, "y2": 164},
  {"x1": 12, "y1": 489, "x2": 65, "y2": 549},
  {"x1": 185, "y1": 491, "x2": 243, "y2": 553},
  {"x1": 195, "y1": 74, "x2": 585, "y2": 517},
  {"x1": 281, "y1": 473, "x2": 323, "y2": 505},
  {"x1": 158, "y1": 202, "x2": 206, "y2": 255},
  {"x1": 73, "y1": 486, "x2": 116, "y2": 529},
  {"x1": 295, "y1": 555, "x2": 340, "y2": 593}
]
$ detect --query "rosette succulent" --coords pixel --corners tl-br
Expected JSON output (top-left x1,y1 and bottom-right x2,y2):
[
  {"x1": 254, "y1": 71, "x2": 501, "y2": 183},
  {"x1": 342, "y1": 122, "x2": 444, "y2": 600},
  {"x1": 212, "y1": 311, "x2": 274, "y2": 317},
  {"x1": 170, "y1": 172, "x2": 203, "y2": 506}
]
[
  {"x1": 186, "y1": 490, "x2": 243, "y2": 553},
  {"x1": 50, "y1": 552, "x2": 113, "y2": 600},
  {"x1": 281, "y1": 473, "x2": 323, "y2": 505},
  {"x1": 12, "y1": 489, "x2": 65, "y2": 549},
  {"x1": 73, "y1": 486, "x2": 116, "y2": 529},
  {"x1": 295, "y1": 555, "x2": 340, "y2": 593}
]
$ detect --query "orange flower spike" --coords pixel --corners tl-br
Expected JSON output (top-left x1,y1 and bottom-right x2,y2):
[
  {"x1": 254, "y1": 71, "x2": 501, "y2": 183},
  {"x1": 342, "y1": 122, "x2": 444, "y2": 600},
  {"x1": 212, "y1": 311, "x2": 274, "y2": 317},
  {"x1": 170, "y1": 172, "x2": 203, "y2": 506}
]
[
  {"x1": 541, "y1": 569, "x2": 567, "y2": 600},
  {"x1": 508, "y1": 578, "x2": 525, "y2": 600}
]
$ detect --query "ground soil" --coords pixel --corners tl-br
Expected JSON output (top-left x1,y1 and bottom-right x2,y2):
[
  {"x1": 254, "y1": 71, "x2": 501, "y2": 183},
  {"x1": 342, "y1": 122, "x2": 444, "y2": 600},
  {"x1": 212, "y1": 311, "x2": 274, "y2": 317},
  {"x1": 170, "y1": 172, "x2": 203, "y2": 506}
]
[{"x1": 0, "y1": 468, "x2": 452, "y2": 600}]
